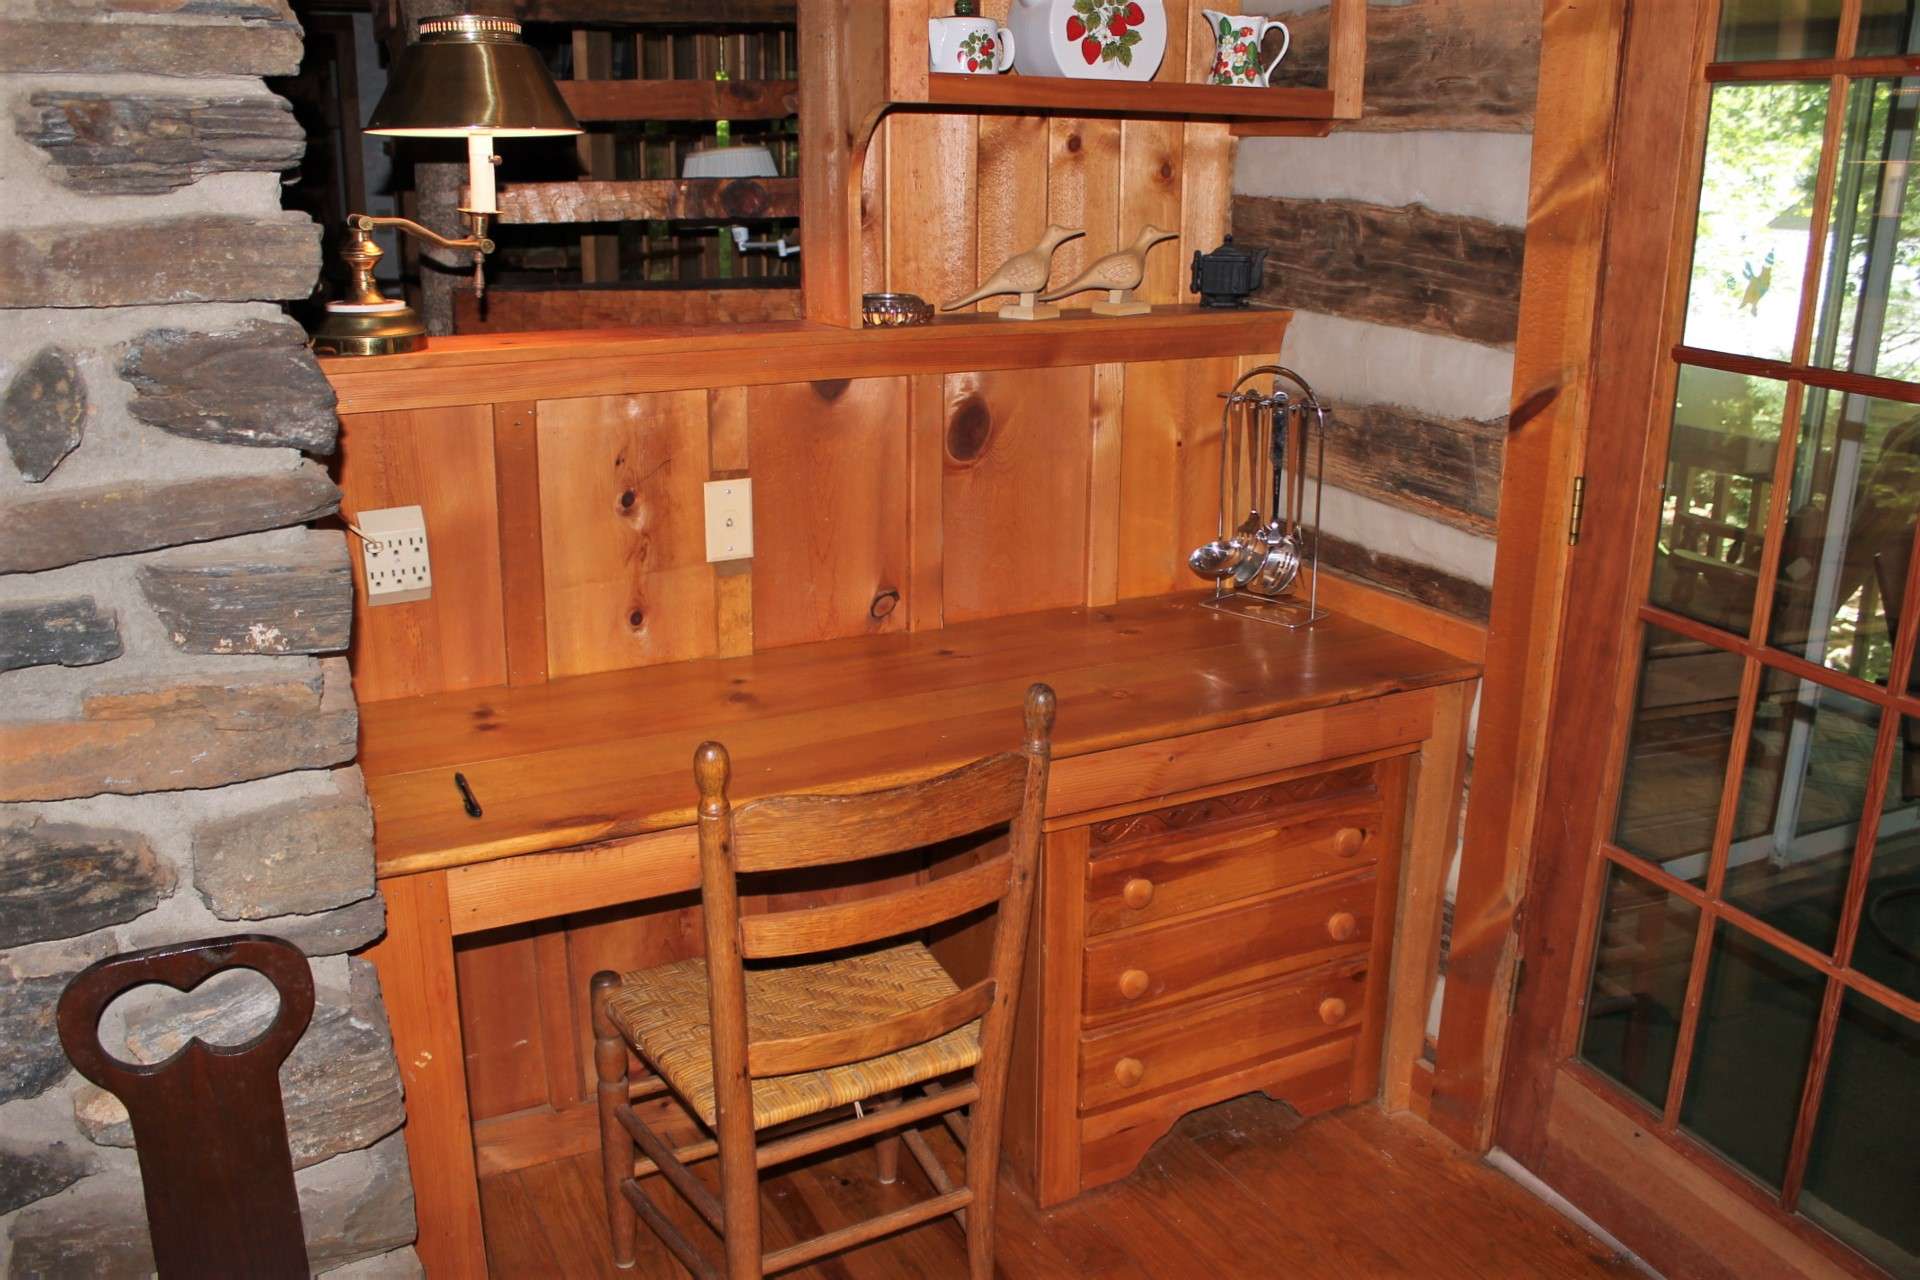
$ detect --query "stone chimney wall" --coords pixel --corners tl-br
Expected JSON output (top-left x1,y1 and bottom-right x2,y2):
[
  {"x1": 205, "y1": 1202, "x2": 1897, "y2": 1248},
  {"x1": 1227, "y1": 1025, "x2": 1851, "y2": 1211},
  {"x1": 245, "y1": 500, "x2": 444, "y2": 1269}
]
[{"x1": 0, "y1": 1, "x2": 418, "y2": 1274}]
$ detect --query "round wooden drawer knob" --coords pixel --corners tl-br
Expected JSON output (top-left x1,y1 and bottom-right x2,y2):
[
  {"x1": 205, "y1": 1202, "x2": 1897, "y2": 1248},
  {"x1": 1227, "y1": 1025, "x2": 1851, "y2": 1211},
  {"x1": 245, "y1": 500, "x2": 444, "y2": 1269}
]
[
  {"x1": 1114, "y1": 1057, "x2": 1146, "y2": 1088},
  {"x1": 1325, "y1": 911, "x2": 1358, "y2": 943},
  {"x1": 1319, "y1": 997, "x2": 1349, "y2": 1027},
  {"x1": 1122, "y1": 877, "x2": 1155, "y2": 910},
  {"x1": 1118, "y1": 969, "x2": 1151, "y2": 1000},
  {"x1": 1335, "y1": 827, "x2": 1366, "y2": 857}
]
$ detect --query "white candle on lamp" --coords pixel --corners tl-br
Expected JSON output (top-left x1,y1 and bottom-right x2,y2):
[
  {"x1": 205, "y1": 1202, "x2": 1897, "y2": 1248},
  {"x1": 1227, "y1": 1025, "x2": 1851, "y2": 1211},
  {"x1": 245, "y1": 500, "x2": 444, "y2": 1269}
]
[{"x1": 466, "y1": 134, "x2": 497, "y2": 215}]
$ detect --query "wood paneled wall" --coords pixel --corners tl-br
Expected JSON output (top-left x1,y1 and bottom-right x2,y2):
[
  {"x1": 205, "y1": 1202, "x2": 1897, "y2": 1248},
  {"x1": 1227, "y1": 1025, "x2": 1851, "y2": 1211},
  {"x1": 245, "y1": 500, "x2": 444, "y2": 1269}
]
[
  {"x1": 336, "y1": 356, "x2": 1264, "y2": 705},
  {"x1": 860, "y1": 1, "x2": 1237, "y2": 313}
]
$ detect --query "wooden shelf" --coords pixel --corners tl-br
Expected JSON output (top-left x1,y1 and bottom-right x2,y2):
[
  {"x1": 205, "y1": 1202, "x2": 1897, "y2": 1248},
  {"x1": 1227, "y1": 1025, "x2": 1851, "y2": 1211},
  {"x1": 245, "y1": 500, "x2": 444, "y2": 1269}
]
[
  {"x1": 319, "y1": 304, "x2": 1292, "y2": 413},
  {"x1": 921, "y1": 73, "x2": 1336, "y2": 120}
]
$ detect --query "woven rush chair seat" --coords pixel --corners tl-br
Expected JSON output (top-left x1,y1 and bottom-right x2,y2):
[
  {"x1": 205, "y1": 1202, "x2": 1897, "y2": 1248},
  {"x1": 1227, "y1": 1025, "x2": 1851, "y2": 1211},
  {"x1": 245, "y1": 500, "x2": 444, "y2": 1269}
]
[{"x1": 604, "y1": 941, "x2": 983, "y2": 1130}]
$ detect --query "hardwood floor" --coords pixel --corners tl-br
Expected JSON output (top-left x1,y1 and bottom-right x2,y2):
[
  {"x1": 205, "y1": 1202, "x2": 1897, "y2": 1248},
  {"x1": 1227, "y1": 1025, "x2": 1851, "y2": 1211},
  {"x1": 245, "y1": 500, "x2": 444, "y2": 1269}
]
[{"x1": 479, "y1": 1095, "x2": 1643, "y2": 1278}]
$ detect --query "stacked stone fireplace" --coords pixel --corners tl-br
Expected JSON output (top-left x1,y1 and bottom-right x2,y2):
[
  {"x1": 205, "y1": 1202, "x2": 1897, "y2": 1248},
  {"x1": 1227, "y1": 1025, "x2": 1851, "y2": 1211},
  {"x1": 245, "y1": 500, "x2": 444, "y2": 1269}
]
[{"x1": 0, "y1": 0, "x2": 418, "y2": 1273}]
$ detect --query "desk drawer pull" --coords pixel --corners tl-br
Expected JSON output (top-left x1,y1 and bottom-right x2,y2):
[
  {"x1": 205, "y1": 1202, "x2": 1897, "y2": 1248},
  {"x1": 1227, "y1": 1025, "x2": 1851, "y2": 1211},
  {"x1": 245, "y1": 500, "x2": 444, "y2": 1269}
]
[
  {"x1": 1122, "y1": 877, "x2": 1155, "y2": 910},
  {"x1": 1335, "y1": 827, "x2": 1365, "y2": 857},
  {"x1": 1114, "y1": 1057, "x2": 1146, "y2": 1089},
  {"x1": 1118, "y1": 969, "x2": 1150, "y2": 1001},
  {"x1": 1318, "y1": 997, "x2": 1348, "y2": 1026},
  {"x1": 1325, "y1": 911, "x2": 1358, "y2": 943}
]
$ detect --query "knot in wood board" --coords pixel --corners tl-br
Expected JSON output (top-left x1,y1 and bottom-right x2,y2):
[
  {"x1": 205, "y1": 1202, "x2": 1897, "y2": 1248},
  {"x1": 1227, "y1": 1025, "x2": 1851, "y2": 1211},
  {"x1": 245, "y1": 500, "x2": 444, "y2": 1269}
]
[{"x1": 946, "y1": 395, "x2": 992, "y2": 463}]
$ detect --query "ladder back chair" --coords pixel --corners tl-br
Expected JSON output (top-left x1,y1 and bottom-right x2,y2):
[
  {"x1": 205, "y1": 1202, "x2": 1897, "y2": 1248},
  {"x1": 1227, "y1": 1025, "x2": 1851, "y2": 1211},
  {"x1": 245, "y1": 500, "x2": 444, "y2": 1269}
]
[{"x1": 591, "y1": 683, "x2": 1055, "y2": 1279}]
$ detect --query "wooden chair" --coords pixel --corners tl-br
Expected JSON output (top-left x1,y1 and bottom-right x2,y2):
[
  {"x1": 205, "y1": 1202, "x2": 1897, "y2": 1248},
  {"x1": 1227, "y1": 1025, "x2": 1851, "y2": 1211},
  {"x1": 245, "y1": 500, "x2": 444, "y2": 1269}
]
[{"x1": 591, "y1": 683, "x2": 1055, "y2": 1279}]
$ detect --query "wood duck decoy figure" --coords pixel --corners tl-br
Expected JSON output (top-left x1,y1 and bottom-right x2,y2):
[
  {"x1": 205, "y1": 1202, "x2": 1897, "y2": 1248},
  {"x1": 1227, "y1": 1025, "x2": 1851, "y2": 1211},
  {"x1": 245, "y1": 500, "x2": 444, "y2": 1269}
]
[
  {"x1": 1041, "y1": 224, "x2": 1178, "y2": 316},
  {"x1": 944, "y1": 224, "x2": 1085, "y2": 321}
]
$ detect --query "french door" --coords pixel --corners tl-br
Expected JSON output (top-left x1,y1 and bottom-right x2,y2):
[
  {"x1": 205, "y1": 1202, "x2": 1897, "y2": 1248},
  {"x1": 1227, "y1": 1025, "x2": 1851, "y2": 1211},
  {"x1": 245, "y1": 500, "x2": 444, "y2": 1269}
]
[{"x1": 1500, "y1": 3, "x2": 1920, "y2": 1278}]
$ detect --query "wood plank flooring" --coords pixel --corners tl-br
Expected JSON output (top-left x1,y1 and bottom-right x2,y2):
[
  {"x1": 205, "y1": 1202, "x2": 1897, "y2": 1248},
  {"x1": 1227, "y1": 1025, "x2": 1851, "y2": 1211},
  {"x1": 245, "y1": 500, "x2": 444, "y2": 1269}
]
[{"x1": 479, "y1": 1096, "x2": 1643, "y2": 1278}]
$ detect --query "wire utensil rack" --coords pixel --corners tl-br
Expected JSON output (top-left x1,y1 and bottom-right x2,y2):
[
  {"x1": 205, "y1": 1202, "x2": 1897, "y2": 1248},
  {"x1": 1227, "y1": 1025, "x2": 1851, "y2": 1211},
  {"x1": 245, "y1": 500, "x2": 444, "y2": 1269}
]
[{"x1": 1187, "y1": 365, "x2": 1330, "y2": 628}]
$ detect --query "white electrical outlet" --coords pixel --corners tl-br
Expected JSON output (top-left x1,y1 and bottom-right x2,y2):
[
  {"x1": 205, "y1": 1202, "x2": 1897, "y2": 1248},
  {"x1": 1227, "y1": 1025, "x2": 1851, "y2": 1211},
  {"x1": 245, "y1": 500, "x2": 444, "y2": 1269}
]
[
  {"x1": 704, "y1": 479, "x2": 754, "y2": 563},
  {"x1": 358, "y1": 506, "x2": 433, "y2": 605}
]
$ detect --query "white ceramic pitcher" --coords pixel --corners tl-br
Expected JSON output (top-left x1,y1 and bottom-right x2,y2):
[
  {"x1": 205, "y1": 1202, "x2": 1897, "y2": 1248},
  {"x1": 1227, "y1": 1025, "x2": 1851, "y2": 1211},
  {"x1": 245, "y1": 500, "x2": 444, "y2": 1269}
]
[
  {"x1": 928, "y1": 14, "x2": 1016, "y2": 74},
  {"x1": 1202, "y1": 10, "x2": 1291, "y2": 87}
]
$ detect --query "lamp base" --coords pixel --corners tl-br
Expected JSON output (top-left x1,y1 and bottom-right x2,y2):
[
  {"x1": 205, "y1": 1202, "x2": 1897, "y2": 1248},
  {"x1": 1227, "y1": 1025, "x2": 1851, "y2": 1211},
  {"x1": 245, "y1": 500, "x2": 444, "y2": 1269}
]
[{"x1": 310, "y1": 299, "x2": 427, "y2": 358}]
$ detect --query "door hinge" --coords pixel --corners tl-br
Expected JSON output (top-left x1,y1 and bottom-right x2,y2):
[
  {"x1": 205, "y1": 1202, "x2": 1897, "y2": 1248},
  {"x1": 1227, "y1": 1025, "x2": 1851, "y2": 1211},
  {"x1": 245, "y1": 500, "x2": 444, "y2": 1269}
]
[{"x1": 1567, "y1": 476, "x2": 1587, "y2": 546}]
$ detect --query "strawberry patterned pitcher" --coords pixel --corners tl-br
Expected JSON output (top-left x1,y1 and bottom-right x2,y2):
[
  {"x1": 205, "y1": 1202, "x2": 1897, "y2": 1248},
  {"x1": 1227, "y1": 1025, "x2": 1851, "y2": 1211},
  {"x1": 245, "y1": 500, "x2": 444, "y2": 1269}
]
[
  {"x1": 1009, "y1": 0, "x2": 1168, "y2": 81},
  {"x1": 1203, "y1": 10, "x2": 1291, "y2": 87}
]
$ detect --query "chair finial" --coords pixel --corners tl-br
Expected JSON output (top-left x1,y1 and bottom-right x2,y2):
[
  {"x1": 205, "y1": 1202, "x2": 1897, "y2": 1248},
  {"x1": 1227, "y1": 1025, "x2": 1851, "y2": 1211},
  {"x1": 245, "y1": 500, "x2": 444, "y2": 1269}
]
[
  {"x1": 1024, "y1": 683, "x2": 1056, "y2": 750},
  {"x1": 694, "y1": 741, "x2": 731, "y2": 813}
]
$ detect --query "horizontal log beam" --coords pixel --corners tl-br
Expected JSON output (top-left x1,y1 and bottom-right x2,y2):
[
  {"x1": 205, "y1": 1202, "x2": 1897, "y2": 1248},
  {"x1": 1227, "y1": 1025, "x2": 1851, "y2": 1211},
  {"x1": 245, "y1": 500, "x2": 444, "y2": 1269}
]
[
  {"x1": 1272, "y1": 0, "x2": 1541, "y2": 133},
  {"x1": 1233, "y1": 194, "x2": 1525, "y2": 346},
  {"x1": 1317, "y1": 531, "x2": 1492, "y2": 623},
  {"x1": 558, "y1": 79, "x2": 797, "y2": 121},
  {"x1": 453, "y1": 285, "x2": 800, "y2": 332},
  {"x1": 1321, "y1": 403, "x2": 1506, "y2": 537},
  {"x1": 504, "y1": 0, "x2": 793, "y2": 23},
  {"x1": 495, "y1": 177, "x2": 798, "y2": 224}
]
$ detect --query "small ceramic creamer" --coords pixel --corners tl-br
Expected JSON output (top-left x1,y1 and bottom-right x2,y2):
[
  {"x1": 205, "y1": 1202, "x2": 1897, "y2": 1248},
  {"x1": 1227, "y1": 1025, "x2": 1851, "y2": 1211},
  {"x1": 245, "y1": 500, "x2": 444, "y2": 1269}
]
[
  {"x1": 1009, "y1": 0, "x2": 1167, "y2": 81},
  {"x1": 1203, "y1": 10, "x2": 1291, "y2": 87},
  {"x1": 929, "y1": 4, "x2": 1015, "y2": 75}
]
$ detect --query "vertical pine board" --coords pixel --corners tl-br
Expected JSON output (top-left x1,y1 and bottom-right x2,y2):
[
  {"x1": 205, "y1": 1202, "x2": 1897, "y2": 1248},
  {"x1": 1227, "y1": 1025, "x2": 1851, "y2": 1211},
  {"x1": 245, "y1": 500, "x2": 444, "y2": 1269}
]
[
  {"x1": 887, "y1": 111, "x2": 980, "y2": 309},
  {"x1": 907, "y1": 373, "x2": 947, "y2": 631},
  {"x1": 336, "y1": 406, "x2": 508, "y2": 703},
  {"x1": 1119, "y1": 120, "x2": 1186, "y2": 305},
  {"x1": 709, "y1": 387, "x2": 754, "y2": 658},
  {"x1": 941, "y1": 365, "x2": 1094, "y2": 622},
  {"x1": 1116, "y1": 357, "x2": 1236, "y2": 598},
  {"x1": 1086, "y1": 363, "x2": 1127, "y2": 607},
  {"x1": 454, "y1": 928, "x2": 549, "y2": 1121},
  {"x1": 1047, "y1": 119, "x2": 1123, "y2": 304},
  {"x1": 537, "y1": 392, "x2": 716, "y2": 677},
  {"x1": 975, "y1": 113, "x2": 1051, "y2": 313},
  {"x1": 493, "y1": 402, "x2": 548, "y2": 688},
  {"x1": 1180, "y1": 122, "x2": 1235, "y2": 304},
  {"x1": 860, "y1": 120, "x2": 889, "y2": 297},
  {"x1": 747, "y1": 378, "x2": 911, "y2": 649}
]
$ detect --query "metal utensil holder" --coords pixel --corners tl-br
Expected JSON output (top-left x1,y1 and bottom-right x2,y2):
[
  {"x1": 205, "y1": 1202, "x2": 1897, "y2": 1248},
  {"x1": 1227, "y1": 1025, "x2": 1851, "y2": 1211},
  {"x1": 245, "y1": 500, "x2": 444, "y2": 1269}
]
[{"x1": 1188, "y1": 365, "x2": 1330, "y2": 629}]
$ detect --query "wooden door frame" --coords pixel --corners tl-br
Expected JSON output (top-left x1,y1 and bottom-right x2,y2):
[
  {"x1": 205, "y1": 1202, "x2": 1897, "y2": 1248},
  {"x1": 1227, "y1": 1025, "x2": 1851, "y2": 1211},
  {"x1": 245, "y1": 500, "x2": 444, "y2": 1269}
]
[
  {"x1": 1423, "y1": 0, "x2": 1632, "y2": 1153},
  {"x1": 1479, "y1": 2, "x2": 1904, "y2": 1277}
]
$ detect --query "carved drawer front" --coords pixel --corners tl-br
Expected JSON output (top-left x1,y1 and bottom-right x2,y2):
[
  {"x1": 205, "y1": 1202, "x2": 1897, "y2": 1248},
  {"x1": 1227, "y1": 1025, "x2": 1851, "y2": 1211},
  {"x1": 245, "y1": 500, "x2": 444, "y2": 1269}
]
[
  {"x1": 1084, "y1": 788, "x2": 1383, "y2": 938},
  {"x1": 1081, "y1": 871, "x2": 1376, "y2": 1023},
  {"x1": 1078, "y1": 960, "x2": 1368, "y2": 1113}
]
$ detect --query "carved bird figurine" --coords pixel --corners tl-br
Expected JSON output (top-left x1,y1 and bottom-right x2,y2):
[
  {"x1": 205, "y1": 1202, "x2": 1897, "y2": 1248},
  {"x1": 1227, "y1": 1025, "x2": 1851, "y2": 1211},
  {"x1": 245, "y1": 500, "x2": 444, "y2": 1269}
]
[
  {"x1": 943, "y1": 224, "x2": 1085, "y2": 321},
  {"x1": 1041, "y1": 224, "x2": 1179, "y2": 316}
]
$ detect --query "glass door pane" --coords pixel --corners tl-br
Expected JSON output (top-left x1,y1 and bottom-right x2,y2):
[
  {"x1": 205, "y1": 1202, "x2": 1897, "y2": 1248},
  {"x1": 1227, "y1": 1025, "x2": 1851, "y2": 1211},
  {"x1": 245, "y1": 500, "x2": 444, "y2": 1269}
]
[{"x1": 1683, "y1": 82, "x2": 1831, "y2": 361}]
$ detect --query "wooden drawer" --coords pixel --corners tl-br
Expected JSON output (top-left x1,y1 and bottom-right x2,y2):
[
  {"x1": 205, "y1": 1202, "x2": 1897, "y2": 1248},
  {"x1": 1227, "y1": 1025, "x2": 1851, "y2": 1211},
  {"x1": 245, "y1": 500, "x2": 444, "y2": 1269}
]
[
  {"x1": 1078, "y1": 961, "x2": 1368, "y2": 1112},
  {"x1": 1084, "y1": 769, "x2": 1384, "y2": 936},
  {"x1": 1082, "y1": 871, "x2": 1376, "y2": 1022}
]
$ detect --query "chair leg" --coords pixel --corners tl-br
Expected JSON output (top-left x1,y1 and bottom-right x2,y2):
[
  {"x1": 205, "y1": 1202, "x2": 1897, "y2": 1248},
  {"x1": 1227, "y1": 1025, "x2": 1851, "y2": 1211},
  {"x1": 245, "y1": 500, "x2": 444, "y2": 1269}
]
[
  {"x1": 873, "y1": 1093, "x2": 902, "y2": 1185},
  {"x1": 962, "y1": 1099, "x2": 1001, "y2": 1280},
  {"x1": 591, "y1": 971, "x2": 639, "y2": 1270}
]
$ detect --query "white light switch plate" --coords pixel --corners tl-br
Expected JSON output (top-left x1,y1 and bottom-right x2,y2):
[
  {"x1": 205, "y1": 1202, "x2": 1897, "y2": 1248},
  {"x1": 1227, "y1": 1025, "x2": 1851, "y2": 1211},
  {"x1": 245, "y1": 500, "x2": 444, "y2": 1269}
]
[
  {"x1": 358, "y1": 505, "x2": 432, "y2": 605},
  {"x1": 704, "y1": 479, "x2": 754, "y2": 563}
]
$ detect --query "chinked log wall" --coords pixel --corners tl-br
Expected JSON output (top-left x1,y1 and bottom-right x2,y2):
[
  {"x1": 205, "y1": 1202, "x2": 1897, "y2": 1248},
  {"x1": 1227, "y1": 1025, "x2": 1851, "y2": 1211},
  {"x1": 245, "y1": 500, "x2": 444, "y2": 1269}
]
[{"x1": 1235, "y1": 0, "x2": 1540, "y2": 624}]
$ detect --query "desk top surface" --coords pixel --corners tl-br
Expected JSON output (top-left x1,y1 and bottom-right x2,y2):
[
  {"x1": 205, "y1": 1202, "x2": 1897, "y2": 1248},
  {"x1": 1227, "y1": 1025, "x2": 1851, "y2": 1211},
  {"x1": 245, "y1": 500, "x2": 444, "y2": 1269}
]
[{"x1": 359, "y1": 593, "x2": 1479, "y2": 878}]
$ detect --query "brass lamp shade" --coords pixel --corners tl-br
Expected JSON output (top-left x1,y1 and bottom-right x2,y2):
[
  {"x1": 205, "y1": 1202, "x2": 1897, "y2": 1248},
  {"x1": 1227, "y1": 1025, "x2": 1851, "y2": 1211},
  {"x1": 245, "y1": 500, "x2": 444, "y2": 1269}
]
[{"x1": 366, "y1": 15, "x2": 580, "y2": 138}]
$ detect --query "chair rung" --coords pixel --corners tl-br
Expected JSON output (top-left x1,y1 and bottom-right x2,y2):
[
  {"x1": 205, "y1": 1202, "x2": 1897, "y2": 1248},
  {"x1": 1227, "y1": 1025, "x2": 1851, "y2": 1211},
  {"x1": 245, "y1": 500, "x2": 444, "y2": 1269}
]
[
  {"x1": 629, "y1": 1075, "x2": 669, "y2": 1101},
  {"x1": 760, "y1": 1187, "x2": 974, "y2": 1276},
  {"x1": 620, "y1": 1177, "x2": 720, "y2": 1280},
  {"x1": 753, "y1": 1081, "x2": 979, "y2": 1173},
  {"x1": 616, "y1": 1105, "x2": 725, "y2": 1232}
]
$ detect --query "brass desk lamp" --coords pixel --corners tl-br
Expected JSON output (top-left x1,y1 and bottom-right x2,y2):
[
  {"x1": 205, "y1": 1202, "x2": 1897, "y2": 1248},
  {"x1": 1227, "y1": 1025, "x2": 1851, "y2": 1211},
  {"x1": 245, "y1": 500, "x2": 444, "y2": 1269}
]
[{"x1": 311, "y1": 15, "x2": 581, "y2": 357}]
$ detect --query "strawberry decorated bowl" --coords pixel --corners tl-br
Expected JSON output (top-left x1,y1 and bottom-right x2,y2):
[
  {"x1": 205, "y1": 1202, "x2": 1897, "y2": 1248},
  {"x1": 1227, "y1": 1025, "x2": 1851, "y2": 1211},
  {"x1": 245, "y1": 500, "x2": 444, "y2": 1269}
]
[{"x1": 1008, "y1": 0, "x2": 1167, "y2": 80}]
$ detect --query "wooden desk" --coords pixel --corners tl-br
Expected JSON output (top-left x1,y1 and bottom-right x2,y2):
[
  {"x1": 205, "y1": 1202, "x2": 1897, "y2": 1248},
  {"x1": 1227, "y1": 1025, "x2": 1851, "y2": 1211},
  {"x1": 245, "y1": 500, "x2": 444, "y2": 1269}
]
[{"x1": 362, "y1": 594, "x2": 1477, "y2": 1276}]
